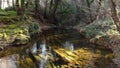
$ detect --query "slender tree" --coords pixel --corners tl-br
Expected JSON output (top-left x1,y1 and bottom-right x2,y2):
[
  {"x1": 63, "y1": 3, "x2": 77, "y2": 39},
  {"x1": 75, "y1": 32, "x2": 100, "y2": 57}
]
[
  {"x1": 35, "y1": 0, "x2": 40, "y2": 18},
  {"x1": 109, "y1": 0, "x2": 120, "y2": 32},
  {"x1": 12, "y1": 0, "x2": 15, "y2": 9},
  {"x1": 0, "y1": 0, "x2": 2, "y2": 9},
  {"x1": 15, "y1": 0, "x2": 25, "y2": 16},
  {"x1": 47, "y1": 0, "x2": 61, "y2": 24},
  {"x1": 6, "y1": 0, "x2": 10, "y2": 7}
]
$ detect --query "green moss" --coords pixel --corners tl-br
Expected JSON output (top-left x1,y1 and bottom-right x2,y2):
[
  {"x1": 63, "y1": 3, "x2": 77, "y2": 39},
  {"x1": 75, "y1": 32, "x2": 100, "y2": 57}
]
[
  {"x1": 14, "y1": 29, "x2": 23, "y2": 34},
  {"x1": 0, "y1": 10, "x2": 16, "y2": 16},
  {"x1": 0, "y1": 15, "x2": 39, "y2": 46},
  {"x1": 12, "y1": 34, "x2": 30, "y2": 45},
  {"x1": 0, "y1": 11, "x2": 9, "y2": 16},
  {"x1": 7, "y1": 24, "x2": 18, "y2": 29},
  {"x1": 7, "y1": 11, "x2": 17, "y2": 16},
  {"x1": 106, "y1": 29, "x2": 119, "y2": 35},
  {"x1": 105, "y1": 54, "x2": 113, "y2": 59}
]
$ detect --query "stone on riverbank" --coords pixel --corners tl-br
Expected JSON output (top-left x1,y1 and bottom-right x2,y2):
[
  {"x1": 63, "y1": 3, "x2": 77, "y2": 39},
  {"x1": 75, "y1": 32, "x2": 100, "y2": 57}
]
[{"x1": 12, "y1": 34, "x2": 30, "y2": 45}]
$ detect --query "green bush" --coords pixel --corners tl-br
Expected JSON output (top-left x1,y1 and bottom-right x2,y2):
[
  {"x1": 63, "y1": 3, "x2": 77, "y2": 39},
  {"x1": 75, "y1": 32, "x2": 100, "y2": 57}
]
[
  {"x1": 56, "y1": 1, "x2": 77, "y2": 26},
  {"x1": 84, "y1": 19, "x2": 119, "y2": 38},
  {"x1": 7, "y1": 24, "x2": 17, "y2": 29},
  {"x1": 28, "y1": 23, "x2": 39, "y2": 34},
  {"x1": 7, "y1": 11, "x2": 17, "y2": 16}
]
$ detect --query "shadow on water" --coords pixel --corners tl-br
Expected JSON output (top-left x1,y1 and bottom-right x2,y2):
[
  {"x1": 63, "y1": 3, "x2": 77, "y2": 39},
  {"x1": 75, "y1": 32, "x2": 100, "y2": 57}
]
[{"x1": 0, "y1": 27, "x2": 118, "y2": 68}]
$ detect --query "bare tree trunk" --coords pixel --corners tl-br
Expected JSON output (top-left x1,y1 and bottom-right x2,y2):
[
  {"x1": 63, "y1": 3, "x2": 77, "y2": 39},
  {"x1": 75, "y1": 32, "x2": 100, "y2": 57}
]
[
  {"x1": 35, "y1": 0, "x2": 40, "y2": 18},
  {"x1": 47, "y1": 0, "x2": 61, "y2": 24},
  {"x1": 16, "y1": 0, "x2": 23, "y2": 16},
  {"x1": 85, "y1": 0, "x2": 102, "y2": 24},
  {"x1": 44, "y1": 0, "x2": 48, "y2": 19},
  {"x1": 0, "y1": 0, "x2": 2, "y2": 9},
  {"x1": 12, "y1": 0, "x2": 15, "y2": 9},
  {"x1": 86, "y1": 0, "x2": 93, "y2": 24},
  {"x1": 53, "y1": 0, "x2": 61, "y2": 17},
  {"x1": 91, "y1": 0, "x2": 102, "y2": 21},
  {"x1": 109, "y1": 0, "x2": 120, "y2": 32},
  {"x1": 7, "y1": 0, "x2": 10, "y2": 7}
]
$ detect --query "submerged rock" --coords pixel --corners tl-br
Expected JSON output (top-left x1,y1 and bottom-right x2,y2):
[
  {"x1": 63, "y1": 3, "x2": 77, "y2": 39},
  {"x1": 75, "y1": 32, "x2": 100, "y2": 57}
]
[{"x1": 12, "y1": 34, "x2": 30, "y2": 45}]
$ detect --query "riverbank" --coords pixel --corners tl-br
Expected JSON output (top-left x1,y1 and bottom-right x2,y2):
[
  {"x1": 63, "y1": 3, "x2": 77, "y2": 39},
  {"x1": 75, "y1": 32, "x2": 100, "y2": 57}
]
[
  {"x1": 0, "y1": 28, "x2": 115, "y2": 68},
  {"x1": 0, "y1": 15, "x2": 40, "y2": 50},
  {"x1": 75, "y1": 19, "x2": 120, "y2": 67}
]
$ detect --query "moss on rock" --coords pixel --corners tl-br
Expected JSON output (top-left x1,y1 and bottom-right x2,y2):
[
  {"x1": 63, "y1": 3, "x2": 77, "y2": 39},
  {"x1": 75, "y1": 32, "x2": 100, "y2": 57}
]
[
  {"x1": 11, "y1": 34, "x2": 30, "y2": 45},
  {"x1": 0, "y1": 15, "x2": 40, "y2": 47}
]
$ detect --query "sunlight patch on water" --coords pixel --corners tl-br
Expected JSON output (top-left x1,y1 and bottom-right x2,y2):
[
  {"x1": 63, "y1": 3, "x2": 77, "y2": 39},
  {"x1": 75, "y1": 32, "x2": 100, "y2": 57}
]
[{"x1": 39, "y1": 42, "x2": 48, "y2": 68}]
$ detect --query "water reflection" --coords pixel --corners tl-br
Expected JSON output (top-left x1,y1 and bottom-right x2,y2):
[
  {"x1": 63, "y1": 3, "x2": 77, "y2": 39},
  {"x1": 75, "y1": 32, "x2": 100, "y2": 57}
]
[
  {"x1": 63, "y1": 41, "x2": 74, "y2": 52},
  {"x1": 31, "y1": 42, "x2": 37, "y2": 54},
  {"x1": 0, "y1": 27, "x2": 115, "y2": 68},
  {"x1": 0, "y1": 54, "x2": 18, "y2": 68},
  {"x1": 39, "y1": 42, "x2": 47, "y2": 68}
]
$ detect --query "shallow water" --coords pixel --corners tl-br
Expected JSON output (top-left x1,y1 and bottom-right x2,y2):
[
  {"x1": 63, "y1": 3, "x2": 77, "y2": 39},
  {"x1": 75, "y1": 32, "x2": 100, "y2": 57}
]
[{"x1": 0, "y1": 27, "x2": 117, "y2": 68}]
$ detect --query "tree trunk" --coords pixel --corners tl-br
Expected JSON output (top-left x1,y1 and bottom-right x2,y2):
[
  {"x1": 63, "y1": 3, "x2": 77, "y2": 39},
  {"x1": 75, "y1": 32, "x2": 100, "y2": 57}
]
[
  {"x1": 35, "y1": 0, "x2": 40, "y2": 18},
  {"x1": 44, "y1": 0, "x2": 48, "y2": 19},
  {"x1": 86, "y1": 0, "x2": 93, "y2": 24},
  {"x1": 7, "y1": 0, "x2": 10, "y2": 7},
  {"x1": 0, "y1": 0, "x2": 2, "y2": 9},
  {"x1": 16, "y1": 0, "x2": 23, "y2": 16},
  {"x1": 12, "y1": 0, "x2": 15, "y2": 9},
  {"x1": 109, "y1": 0, "x2": 120, "y2": 32},
  {"x1": 47, "y1": 0, "x2": 61, "y2": 24}
]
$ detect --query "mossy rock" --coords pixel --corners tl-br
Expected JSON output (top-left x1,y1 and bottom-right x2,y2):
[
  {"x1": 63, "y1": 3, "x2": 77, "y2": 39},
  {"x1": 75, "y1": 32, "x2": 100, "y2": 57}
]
[{"x1": 12, "y1": 34, "x2": 30, "y2": 45}]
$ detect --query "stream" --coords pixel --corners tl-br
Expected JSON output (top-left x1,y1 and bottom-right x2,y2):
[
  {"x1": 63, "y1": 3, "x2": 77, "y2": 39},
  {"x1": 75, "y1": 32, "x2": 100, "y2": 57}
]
[{"x1": 0, "y1": 27, "x2": 117, "y2": 68}]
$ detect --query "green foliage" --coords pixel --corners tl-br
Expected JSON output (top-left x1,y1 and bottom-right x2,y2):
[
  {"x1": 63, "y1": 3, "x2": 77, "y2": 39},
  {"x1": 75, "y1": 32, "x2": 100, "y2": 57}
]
[
  {"x1": 0, "y1": 10, "x2": 16, "y2": 16},
  {"x1": 14, "y1": 30, "x2": 23, "y2": 34},
  {"x1": 7, "y1": 24, "x2": 17, "y2": 29},
  {"x1": 28, "y1": 23, "x2": 39, "y2": 34},
  {"x1": 0, "y1": 11, "x2": 9, "y2": 16},
  {"x1": 86, "y1": 0, "x2": 94, "y2": 6},
  {"x1": 7, "y1": 11, "x2": 17, "y2": 16},
  {"x1": 84, "y1": 19, "x2": 119, "y2": 38},
  {"x1": 57, "y1": 1, "x2": 77, "y2": 26},
  {"x1": 0, "y1": 9, "x2": 4, "y2": 12}
]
